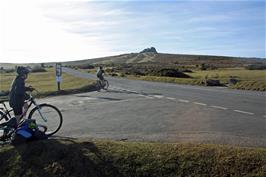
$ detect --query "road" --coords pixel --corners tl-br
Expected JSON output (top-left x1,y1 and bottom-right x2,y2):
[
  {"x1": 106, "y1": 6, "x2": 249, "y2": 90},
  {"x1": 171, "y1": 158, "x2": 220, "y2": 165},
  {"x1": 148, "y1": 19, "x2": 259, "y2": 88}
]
[{"x1": 43, "y1": 67, "x2": 266, "y2": 147}]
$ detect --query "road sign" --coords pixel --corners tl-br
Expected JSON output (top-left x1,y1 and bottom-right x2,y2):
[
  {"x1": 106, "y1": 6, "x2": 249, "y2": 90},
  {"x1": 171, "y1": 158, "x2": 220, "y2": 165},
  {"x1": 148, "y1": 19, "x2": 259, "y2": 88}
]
[
  {"x1": 56, "y1": 76, "x2": 62, "y2": 82},
  {"x1": 56, "y1": 63, "x2": 62, "y2": 77},
  {"x1": 55, "y1": 63, "x2": 62, "y2": 91}
]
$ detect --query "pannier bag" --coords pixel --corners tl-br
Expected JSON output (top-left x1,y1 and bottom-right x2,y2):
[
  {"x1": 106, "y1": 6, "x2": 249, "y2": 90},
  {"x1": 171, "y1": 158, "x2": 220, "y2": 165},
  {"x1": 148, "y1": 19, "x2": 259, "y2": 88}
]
[{"x1": 11, "y1": 119, "x2": 47, "y2": 145}]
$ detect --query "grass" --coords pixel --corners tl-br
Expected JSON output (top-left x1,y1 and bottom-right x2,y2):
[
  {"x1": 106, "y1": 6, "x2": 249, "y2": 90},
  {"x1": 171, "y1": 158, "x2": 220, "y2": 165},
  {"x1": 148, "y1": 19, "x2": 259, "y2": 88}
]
[
  {"x1": 0, "y1": 139, "x2": 265, "y2": 177},
  {"x1": 189, "y1": 68, "x2": 266, "y2": 82},
  {"x1": 0, "y1": 68, "x2": 96, "y2": 97},
  {"x1": 124, "y1": 68, "x2": 266, "y2": 91}
]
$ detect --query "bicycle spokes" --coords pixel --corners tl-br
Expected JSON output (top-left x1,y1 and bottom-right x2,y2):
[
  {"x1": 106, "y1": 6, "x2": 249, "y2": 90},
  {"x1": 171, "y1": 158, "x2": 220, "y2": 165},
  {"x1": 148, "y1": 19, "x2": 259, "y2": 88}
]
[{"x1": 36, "y1": 107, "x2": 48, "y2": 122}]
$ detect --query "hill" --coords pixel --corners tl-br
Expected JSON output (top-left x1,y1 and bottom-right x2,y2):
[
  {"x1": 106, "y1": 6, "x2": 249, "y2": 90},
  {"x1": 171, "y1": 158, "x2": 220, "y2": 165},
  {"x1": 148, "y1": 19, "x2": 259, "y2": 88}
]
[
  {"x1": 62, "y1": 48, "x2": 265, "y2": 68},
  {"x1": 1, "y1": 48, "x2": 265, "y2": 69}
]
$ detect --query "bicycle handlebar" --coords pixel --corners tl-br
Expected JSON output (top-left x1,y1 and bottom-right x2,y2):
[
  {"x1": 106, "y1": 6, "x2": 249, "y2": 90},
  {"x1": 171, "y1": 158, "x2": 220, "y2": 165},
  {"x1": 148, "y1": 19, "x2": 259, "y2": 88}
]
[{"x1": 26, "y1": 88, "x2": 39, "y2": 101}]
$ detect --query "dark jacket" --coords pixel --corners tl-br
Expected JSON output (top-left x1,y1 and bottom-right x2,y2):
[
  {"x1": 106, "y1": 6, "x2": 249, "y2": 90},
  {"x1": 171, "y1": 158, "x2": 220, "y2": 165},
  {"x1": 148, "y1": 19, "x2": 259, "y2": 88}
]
[
  {"x1": 96, "y1": 68, "x2": 104, "y2": 77},
  {"x1": 9, "y1": 76, "x2": 27, "y2": 108}
]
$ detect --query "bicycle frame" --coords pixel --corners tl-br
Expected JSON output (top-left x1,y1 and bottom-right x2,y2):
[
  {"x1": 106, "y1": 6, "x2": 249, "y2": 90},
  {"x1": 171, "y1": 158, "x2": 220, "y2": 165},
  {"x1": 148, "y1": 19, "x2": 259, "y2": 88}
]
[
  {"x1": 25, "y1": 93, "x2": 48, "y2": 122},
  {"x1": 0, "y1": 102, "x2": 12, "y2": 119},
  {"x1": 0, "y1": 91, "x2": 48, "y2": 122}
]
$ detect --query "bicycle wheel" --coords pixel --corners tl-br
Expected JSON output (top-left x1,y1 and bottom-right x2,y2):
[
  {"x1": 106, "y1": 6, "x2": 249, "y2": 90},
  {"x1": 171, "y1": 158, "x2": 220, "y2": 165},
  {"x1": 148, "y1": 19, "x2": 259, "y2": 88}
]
[
  {"x1": 103, "y1": 80, "x2": 109, "y2": 90},
  {"x1": 28, "y1": 104, "x2": 63, "y2": 136},
  {"x1": 96, "y1": 80, "x2": 102, "y2": 90},
  {"x1": 0, "y1": 110, "x2": 9, "y2": 122}
]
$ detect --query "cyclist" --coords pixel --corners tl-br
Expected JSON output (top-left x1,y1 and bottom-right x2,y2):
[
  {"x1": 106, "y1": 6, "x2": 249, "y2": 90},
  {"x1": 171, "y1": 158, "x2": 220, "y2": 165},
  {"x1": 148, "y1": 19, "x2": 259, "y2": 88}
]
[
  {"x1": 96, "y1": 66, "x2": 105, "y2": 81},
  {"x1": 9, "y1": 66, "x2": 34, "y2": 123}
]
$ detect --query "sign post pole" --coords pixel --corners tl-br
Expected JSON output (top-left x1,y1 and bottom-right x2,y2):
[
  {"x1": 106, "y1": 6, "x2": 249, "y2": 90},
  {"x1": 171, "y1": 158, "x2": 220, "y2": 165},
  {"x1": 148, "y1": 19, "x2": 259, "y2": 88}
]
[{"x1": 55, "y1": 63, "x2": 62, "y2": 91}]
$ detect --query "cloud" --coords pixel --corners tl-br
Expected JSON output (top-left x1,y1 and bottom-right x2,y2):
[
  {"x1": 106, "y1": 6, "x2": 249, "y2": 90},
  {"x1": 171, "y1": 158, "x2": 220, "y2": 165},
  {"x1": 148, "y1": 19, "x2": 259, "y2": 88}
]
[
  {"x1": 0, "y1": 0, "x2": 265, "y2": 63},
  {"x1": 0, "y1": 0, "x2": 121, "y2": 63}
]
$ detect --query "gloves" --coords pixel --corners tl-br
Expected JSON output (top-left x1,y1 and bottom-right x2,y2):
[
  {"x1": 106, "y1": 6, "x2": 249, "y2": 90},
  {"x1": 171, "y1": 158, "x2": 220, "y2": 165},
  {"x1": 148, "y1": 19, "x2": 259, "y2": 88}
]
[{"x1": 26, "y1": 86, "x2": 34, "y2": 92}]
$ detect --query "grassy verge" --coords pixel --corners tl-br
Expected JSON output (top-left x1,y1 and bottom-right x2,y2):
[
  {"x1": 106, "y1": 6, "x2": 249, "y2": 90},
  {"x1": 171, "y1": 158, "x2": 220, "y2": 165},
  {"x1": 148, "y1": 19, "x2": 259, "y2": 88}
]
[
  {"x1": 118, "y1": 68, "x2": 266, "y2": 91},
  {"x1": 0, "y1": 68, "x2": 97, "y2": 98},
  {"x1": 128, "y1": 75, "x2": 202, "y2": 85},
  {"x1": 0, "y1": 139, "x2": 265, "y2": 177}
]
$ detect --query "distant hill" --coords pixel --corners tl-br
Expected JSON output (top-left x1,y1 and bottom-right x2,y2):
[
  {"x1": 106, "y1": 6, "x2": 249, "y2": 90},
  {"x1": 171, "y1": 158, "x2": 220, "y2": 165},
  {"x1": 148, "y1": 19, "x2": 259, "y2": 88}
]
[
  {"x1": 1, "y1": 48, "x2": 265, "y2": 68},
  {"x1": 62, "y1": 48, "x2": 266, "y2": 68}
]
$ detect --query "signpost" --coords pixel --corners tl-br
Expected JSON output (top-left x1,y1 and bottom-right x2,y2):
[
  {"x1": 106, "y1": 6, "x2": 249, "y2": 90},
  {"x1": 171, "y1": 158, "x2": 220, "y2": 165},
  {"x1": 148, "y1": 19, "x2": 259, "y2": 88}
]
[{"x1": 55, "y1": 63, "x2": 62, "y2": 91}]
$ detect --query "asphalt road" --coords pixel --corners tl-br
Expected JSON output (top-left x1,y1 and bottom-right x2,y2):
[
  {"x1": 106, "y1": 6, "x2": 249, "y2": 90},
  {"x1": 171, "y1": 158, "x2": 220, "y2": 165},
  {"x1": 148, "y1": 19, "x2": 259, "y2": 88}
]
[{"x1": 43, "y1": 67, "x2": 266, "y2": 147}]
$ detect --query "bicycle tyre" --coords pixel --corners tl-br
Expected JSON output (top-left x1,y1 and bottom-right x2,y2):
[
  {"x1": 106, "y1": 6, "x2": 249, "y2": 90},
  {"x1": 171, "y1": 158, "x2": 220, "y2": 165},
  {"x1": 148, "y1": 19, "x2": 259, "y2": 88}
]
[
  {"x1": 28, "y1": 104, "x2": 63, "y2": 136},
  {"x1": 103, "y1": 80, "x2": 109, "y2": 90}
]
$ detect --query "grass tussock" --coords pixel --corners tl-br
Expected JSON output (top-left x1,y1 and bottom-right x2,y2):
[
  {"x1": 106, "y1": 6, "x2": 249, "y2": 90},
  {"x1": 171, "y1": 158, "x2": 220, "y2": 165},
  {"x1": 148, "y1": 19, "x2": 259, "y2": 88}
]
[
  {"x1": 230, "y1": 80, "x2": 266, "y2": 91},
  {"x1": 0, "y1": 139, "x2": 265, "y2": 177}
]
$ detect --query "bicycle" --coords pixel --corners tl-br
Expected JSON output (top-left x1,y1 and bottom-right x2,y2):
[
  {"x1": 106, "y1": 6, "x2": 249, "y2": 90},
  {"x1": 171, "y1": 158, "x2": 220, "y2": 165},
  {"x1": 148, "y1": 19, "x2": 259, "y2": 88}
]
[
  {"x1": 0, "y1": 89, "x2": 63, "y2": 139},
  {"x1": 0, "y1": 117, "x2": 17, "y2": 144},
  {"x1": 96, "y1": 78, "x2": 109, "y2": 90}
]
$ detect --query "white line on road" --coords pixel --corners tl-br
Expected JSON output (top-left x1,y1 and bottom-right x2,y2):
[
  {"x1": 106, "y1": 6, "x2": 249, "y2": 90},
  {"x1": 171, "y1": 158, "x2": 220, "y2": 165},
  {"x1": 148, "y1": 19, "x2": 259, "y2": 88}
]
[
  {"x1": 137, "y1": 94, "x2": 154, "y2": 99},
  {"x1": 193, "y1": 102, "x2": 207, "y2": 106},
  {"x1": 126, "y1": 90, "x2": 138, "y2": 93},
  {"x1": 178, "y1": 99, "x2": 189, "y2": 103},
  {"x1": 153, "y1": 95, "x2": 165, "y2": 99},
  {"x1": 234, "y1": 110, "x2": 254, "y2": 115},
  {"x1": 210, "y1": 105, "x2": 228, "y2": 110},
  {"x1": 166, "y1": 97, "x2": 176, "y2": 100},
  {"x1": 263, "y1": 115, "x2": 266, "y2": 118}
]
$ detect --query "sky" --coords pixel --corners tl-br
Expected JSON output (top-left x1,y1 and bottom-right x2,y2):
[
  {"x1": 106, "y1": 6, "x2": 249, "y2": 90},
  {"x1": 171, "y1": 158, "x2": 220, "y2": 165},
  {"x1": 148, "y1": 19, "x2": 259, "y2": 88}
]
[{"x1": 0, "y1": 0, "x2": 265, "y2": 63}]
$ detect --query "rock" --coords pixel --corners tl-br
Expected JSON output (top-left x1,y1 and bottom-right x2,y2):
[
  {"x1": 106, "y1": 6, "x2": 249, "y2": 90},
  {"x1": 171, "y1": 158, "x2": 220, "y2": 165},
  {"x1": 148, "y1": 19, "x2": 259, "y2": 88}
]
[
  {"x1": 180, "y1": 69, "x2": 193, "y2": 73},
  {"x1": 205, "y1": 79, "x2": 222, "y2": 86},
  {"x1": 157, "y1": 69, "x2": 191, "y2": 78},
  {"x1": 140, "y1": 47, "x2": 158, "y2": 53},
  {"x1": 228, "y1": 78, "x2": 238, "y2": 85}
]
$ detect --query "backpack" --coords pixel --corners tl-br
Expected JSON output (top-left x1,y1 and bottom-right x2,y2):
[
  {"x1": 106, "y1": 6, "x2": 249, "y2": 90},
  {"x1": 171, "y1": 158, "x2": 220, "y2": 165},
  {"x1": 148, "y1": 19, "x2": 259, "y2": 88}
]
[{"x1": 11, "y1": 119, "x2": 47, "y2": 145}]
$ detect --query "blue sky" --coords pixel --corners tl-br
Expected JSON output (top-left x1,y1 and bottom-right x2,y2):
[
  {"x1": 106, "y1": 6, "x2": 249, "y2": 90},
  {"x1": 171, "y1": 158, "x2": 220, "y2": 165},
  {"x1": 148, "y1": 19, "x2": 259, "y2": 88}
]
[{"x1": 0, "y1": 0, "x2": 265, "y2": 63}]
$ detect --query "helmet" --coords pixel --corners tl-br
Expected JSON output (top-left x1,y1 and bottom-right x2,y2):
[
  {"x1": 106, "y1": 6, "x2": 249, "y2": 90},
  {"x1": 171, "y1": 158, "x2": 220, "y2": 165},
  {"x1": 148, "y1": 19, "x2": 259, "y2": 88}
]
[{"x1": 16, "y1": 66, "x2": 30, "y2": 76}]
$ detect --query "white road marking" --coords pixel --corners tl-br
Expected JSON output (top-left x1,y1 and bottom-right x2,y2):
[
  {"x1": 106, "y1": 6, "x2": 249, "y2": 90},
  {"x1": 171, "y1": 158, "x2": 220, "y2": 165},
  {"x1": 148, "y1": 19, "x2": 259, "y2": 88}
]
[
  {"x1": 166, "y1": 97, "x2": 176, "y2": 100},
  {"x1": 210, "y1": 105, "x2": 228, "y2": 110},
  {"x1": 263, "y1": 115, "x2": 266, "y2": 118},
  {"x1": 178, "y1": 99, "x2": 189, "y2": 103},
  {"x1": 138, "y1": 94, "x2": 154, "y2": 99},
  {"x1": 146, "y1": 97, "x2": 154, "y2": 99},
  {"x1": 234, "y1": 110, "x2": 254, "y2": 115},
  {"x1": 153, "y1": 95, "x2": 165, "y2": 99},
  {"x1": 130, "y1": 91, "x2": 138, "y2": 94},
  {"x1": 193, "y1": 102, "x2": 207, "y2": 106},
  {"x1": 85, "y1": 97, "x2": 97, "y2": 100}
]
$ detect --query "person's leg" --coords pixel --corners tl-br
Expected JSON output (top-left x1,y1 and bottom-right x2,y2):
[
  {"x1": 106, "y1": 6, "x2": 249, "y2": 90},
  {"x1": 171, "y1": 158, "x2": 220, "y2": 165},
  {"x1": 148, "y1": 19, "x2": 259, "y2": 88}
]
[
  {"x1": 99, "y1": 75, "x2": 105, "y2": 86},
  {"x1": 13, "y1": 106, "x2": 23, "y2": 124}
]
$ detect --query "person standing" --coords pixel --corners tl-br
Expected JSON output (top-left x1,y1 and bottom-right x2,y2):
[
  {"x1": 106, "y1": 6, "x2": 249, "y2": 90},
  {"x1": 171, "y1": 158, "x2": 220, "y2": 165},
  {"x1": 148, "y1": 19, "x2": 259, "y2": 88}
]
[{"x1": 9, "y1": 66, "x2": 34, "y2": 123}]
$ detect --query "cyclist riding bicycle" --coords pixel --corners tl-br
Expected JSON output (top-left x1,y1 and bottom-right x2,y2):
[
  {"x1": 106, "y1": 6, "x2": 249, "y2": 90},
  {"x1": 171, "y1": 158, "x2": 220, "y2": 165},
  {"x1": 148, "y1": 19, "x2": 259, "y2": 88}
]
[
  {"x1": 9, "y1": 66, "x2": 34, "y2": 123},
  {"x1": 96, "y1": 66, "x2": 105, "y2": 81}
]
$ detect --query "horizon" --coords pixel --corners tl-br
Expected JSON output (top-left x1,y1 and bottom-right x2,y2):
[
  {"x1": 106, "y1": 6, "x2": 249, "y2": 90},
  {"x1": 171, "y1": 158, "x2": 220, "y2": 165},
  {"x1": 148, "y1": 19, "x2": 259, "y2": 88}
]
[
  {"x1": 1, "y1": 49, "x2": 266, "y2": 64},
  {"x1": 0, "y1": 0, "x2": 265, "y2": 63}
]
